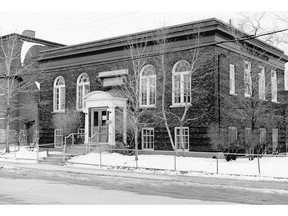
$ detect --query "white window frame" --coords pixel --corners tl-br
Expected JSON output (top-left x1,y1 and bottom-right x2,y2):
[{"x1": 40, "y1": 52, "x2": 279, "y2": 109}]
[
  {"x1": 258, "y1": 66, "x2": 266, "y2": 100},
  {"x1": 76, "y1": 73, "x2": 90, "y2": 111},
  {"x1": 172, "y1": 60, "x2": 191, "y2": 106},
  {"x1": 244, "y1": 61, "x2": 252, "y2": 98},
  {"x1": 141, "y1": 128, "x2": 154, "y2": 150},
  {"x1": 77, "y1": 128, "x2": 85, "y2": 141},
  {"x1": 54, "y1": 129, "x2": 63, "y2": 147},
  {"x1": 140, "y1": 65, "x2": 156, "y2": 107},
  {"x1": 285, "y1": 67, "x2": 288, "y2": 91},
  {"x1": 175, "y1": 127, "x2": 189, "y2": 151},
  {"x1": 229, "y1": 64, "x2": 236, "y2": 95},
  {"x1": 53, "y1": 76, "x2": 65, "y2": 112},
  {"x1": 271, "y1": 70, "x2": 277, "y2": 103}
]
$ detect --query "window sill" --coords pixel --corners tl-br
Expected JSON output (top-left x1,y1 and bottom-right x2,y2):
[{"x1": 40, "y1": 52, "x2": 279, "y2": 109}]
[
  {"x1": 229, "y1": 93, "x2": 237, "y2": 96},
  {"x1": 244, "y1": 94, "x2": 251, "y2": 98},
  {"x1": 52, "y1": 111, "x2": 65, "y2": 114},
  {"x1": 140, "y1": 105, "x2": 157, "y2": 109},
  {"x1": 170, "y1": 104, "x2": 191, "y2": 108},
  {"x1": 272, "y1": 100, "x2": 279, "y2": 104},
  {"x1": 175, "y1": 149, "x2": 189, "y2": 152}
]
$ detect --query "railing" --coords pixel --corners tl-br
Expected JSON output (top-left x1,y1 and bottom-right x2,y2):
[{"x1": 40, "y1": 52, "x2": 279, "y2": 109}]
[{"x1": 62, "y1": 133, "x2": 85, "y2": 163}]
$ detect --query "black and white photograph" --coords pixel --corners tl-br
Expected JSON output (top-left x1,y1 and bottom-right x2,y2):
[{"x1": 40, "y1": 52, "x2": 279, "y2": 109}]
[{"x1": 1, "y1": 0, "x2": 288, "y2": 212}]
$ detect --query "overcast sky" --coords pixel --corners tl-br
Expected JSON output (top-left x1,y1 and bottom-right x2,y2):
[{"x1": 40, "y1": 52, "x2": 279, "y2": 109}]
[{"x1": 1, "y1": 0, "x2": 288, "y2": 52}]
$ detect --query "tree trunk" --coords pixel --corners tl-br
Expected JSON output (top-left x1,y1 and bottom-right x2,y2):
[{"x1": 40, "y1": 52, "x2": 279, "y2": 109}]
[
  {"x1": 134, "y1": 125, "x2": 138, "y2": 161},
  {"x1": 5, "y1": 79, "x2": 10, "y2": 153}
]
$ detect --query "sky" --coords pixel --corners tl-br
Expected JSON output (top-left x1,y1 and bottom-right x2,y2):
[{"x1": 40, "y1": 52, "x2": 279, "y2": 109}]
[{"x1": 1, "y1": 0, "x2": 288, "y2": 51}]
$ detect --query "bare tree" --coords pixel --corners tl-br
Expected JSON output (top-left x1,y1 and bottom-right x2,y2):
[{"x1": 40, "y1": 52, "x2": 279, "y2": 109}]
[
  {"x1": 52, "y1": 107, "x2": 82, "y2": 137},
  {"x1": 113, "y1": 36, "x2": 151, "y2": 161},
  {"x1": 154, "y1": 28, "x2": 209, "y2": 154},
  {"x1": 237, "y1": 12, "x2": 288, "y2": 47},
  {"x1": 0, "y1": 34, "x2": 44, "y2": 153}
]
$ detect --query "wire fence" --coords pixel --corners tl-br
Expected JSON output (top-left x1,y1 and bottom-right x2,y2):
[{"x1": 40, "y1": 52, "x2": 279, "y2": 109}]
[
  {"x1": 1, "y1": 143, "x2": 288, "y2": 178},
  {"x1": 65, "y1": 146, "x2": 288, "y2": 178}
]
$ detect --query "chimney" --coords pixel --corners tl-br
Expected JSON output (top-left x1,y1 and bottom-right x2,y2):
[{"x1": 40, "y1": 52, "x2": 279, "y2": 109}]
[
  {"x1": 229, "y1": 19, "x2": 233, "y2": 26},
  {"x1": 22, "y1": 30, "x2": 35, "y2": 38}
]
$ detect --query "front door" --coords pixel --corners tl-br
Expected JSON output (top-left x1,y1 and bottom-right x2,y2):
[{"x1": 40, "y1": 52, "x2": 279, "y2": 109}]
[{"x1": 91, "y1": 109, "x2": 109, "y2": 143}]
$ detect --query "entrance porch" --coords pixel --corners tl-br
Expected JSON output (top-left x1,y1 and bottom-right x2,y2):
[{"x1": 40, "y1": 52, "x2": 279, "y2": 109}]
[{"x1": 83, "y1": 91, "x2": 127, "y2": 146}]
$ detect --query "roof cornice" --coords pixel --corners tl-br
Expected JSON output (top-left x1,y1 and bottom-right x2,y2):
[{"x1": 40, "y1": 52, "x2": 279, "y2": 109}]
[
  {"x1": 40, "y1": 17, "x2": 288, "y2": 62},
  {"x1": 0, "y1": 33, "x2": 66, "y2": 48}
]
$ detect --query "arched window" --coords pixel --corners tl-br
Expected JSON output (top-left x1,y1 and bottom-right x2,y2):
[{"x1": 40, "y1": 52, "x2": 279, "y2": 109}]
[
  {"x1": 76, "y1": 73, "x2": 90, "y2": 110},
  {"x1": 140, "y1": 65, "x2": 156, "y2": 107},
  {"x1": 172, "y1": 60, "x2": 191, "y2": 105},
  {"x1": 53, "y1": 76, "x2": 65, "y2": 112}
]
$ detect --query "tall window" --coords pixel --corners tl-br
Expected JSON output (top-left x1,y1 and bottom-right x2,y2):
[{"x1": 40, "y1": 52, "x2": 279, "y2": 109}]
[
  {"x1": 258, "y1": 66, "x2": 265, "y2": 100},
  {"x1": 272, "y1": 128, "x2": 278, "y2": 152},
  {"x1": 172, "y1": 60, "x2": 191, "y2": 105},
  {"x1": 245, "y1": 127, "x2": 251, "y2": 146},
  {"x1": 77, "y1": 73, "x2": 90, "y2": 110},
  {"x1": 54, "y1": 129, "x2": 63, "y2": 147},
  {"x1": 229, "y1": 127, "x2": 238, "y2": 145},
  {"x1": 271, "y1": 70, "x2": 277, "y2": 102},
  {"x1": 244, "y1": 61, "x2": 252, "y2": 97},
  {"x1": 53, "y1": 76, "x2": 65, "y2": 112},
  {"x1": 140, "y1": 65, "x2": 156, "y2": 107},
  {"x1": 260, "y1": 128, "x2": 266, "y2": 146},
  {"x1": 142, "y1": 128, "x2": 154, "y2": 150},
  {"x1": 175, "y1": 127, "x2": 189, "y2": 150},
  {"x1": 229, "y1": 64, "x2": 235, "y2": 95}
]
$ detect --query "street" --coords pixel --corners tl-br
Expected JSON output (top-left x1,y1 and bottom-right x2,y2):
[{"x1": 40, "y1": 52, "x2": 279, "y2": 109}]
[{"x1": 1, "y1": 162, "x2": 288, "y2": 204}]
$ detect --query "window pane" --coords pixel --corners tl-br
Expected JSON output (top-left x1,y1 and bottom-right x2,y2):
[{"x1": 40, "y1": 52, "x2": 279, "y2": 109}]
[
  {"x1": 230, "y1": 64, "x2": 235, "y2": 94},
  {"x1": 60, "y1": 87, "x2": 65, "y2": 110}
]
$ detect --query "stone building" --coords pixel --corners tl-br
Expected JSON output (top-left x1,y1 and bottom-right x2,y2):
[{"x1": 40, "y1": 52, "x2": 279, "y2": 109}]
[
  {"x1": 0, "y1": 31, "x2": 64, "y2": 147},
  {"x1": 37, "y1": 18, "x2": 288, "y2": 153},
  {"x1": 1, "y1": 18, "x2": 288, "y2": 153}
]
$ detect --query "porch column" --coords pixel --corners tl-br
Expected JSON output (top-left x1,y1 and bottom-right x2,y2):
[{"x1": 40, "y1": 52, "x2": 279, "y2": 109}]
[
  {"x1": 108, "y1": 106, "x2": 116, "y2": 145},
  {"x1": 123, "y1": 104, "x2": 127, "y2": 145},
  {"x1": 84, "y1": 109, "x2": 89, "y2": 144}
]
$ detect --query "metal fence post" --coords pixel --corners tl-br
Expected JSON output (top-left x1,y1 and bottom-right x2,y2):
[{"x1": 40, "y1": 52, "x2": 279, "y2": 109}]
[
  {"x1": 216, "y1": 153, "x2": 219, "y2": 174},
  {"x1": 36, "y1": 143, "x2": 39, "y2": 162},
  {"x1": 257, "y1": 155, "x2": 261, "y2": 176},
  {"x1": 62, "y1": 144, "x2": 66, "y2": 164},
  {"x1": 174, "y1": 153, "x2": 177, "y2": 171},
  {"x1": 99, "y1": 148, "x2": 102, "y2": 167}
]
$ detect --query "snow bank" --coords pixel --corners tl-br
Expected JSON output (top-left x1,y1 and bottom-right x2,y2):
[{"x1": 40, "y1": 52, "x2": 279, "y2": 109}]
[
  {"x1": 67, "y1": 151, "x2": 288, "y2": 179},
  {"x1": 0, "y1": 147, "x2": 47, "y2": 163}
]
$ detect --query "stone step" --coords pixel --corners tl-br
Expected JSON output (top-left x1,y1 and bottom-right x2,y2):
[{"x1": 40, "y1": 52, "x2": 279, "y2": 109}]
[
  {"x1": 39, "y1": 153, "x2": 72, "y2": 165},
  {"x1": 38, "y1": 159, "x2": 63, "y2": 165}
]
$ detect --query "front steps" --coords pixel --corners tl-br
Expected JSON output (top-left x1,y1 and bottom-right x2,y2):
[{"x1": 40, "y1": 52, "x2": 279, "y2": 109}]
[
  {"x1": 66, "y1": 144, "x2": 112, "y2": 156},
  {"x1": 38, "y1": 144, "x2": 112, "y2": 165},
  {"x1": 38, "y1": 152, "x2": 72, "y2": 165}
]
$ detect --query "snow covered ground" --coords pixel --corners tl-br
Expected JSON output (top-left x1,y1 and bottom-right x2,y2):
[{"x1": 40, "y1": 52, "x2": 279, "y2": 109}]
[
  {"x1": 1, "y1": 146, "x2": 288, "y2": 180},
  {"x1": 0, "y1": 147, "x2": 47, "y2": 163},
  {"x1": 67, "y1": 151, "x2": 288, "y2": 179}
]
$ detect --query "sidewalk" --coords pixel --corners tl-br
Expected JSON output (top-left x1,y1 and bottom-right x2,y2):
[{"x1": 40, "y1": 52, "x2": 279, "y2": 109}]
[
  {"x1": 0, "y1": 160, "x2": 178, "y2": 182},
  {"x1": 2, "y1": 158, "x2": 288, "y2": 183}
]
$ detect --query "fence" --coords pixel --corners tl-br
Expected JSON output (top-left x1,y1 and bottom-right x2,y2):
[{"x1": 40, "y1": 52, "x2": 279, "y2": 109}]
[
  {"x1": 64, "y1": 147, "x2": 288, "y2": 178},
  {"x1": 0, "y1": 143, "x2": 55, "y2": 162},
  {"x1": 1, "y1": 143, "x2": 288, "y2": 178}
]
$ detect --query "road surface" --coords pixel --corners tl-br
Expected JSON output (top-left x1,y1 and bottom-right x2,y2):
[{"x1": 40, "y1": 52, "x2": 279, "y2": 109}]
[{"x1": 1, "y1": 162, "x2": 288, "y2": 204}]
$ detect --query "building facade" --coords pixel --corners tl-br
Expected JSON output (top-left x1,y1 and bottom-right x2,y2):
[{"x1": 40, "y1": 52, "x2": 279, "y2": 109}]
[
  {"x1": 0, "y1": 31, "x2": 64, "y2": 147},
  {"x1": 1, "y1": 18, "x2": 288, "y2": 153}
]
